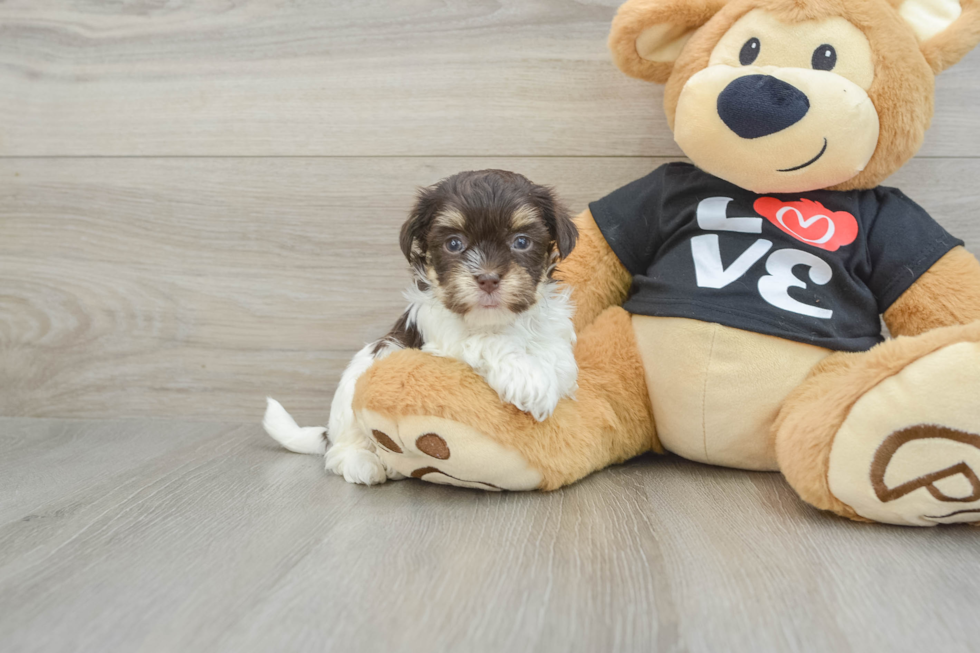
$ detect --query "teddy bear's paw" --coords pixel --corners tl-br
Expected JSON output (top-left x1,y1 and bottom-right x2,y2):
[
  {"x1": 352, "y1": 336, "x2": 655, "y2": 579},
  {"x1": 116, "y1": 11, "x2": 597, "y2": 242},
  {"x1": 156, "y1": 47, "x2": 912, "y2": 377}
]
[
  {"x1": 354, "y1": 410, "x2": 543, "y2": 491},
  {"x1": 827, "y1": 341, "x2": 980, "y2": 526}
]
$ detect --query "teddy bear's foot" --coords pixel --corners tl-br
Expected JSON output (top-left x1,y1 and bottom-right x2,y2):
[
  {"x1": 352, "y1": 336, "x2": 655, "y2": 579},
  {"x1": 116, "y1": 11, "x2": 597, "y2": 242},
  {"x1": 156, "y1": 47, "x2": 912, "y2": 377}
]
[
  {"x1": 356, "y1": 410, "x2": 544, "y2": 491},
  {"x1": 352, "y1": 307, "x2": 658, "y2": 491},
  {"x1": 776, "y1": 322, "x2": 980, "y2": 526},
  {"x1": 826, "y1": 340, "x2": 980, "y2": 526}
]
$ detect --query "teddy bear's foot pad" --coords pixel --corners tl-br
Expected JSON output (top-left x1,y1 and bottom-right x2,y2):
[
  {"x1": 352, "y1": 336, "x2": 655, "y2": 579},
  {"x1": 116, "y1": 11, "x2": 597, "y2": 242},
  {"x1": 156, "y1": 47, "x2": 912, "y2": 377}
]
[
  {"x1": 357, "y1": 410, "x2": 543, "y2": 491},
  {"x1": 828, "y1": 342, "x2": 980, "y2": 526}
]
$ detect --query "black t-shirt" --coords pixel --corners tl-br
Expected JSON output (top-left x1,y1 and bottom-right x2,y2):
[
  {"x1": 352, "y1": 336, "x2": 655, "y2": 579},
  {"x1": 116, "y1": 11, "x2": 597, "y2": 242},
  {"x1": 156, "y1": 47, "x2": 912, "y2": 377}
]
[{"x1": 589, "y1": 163, "x2": 963, "y2": 352}]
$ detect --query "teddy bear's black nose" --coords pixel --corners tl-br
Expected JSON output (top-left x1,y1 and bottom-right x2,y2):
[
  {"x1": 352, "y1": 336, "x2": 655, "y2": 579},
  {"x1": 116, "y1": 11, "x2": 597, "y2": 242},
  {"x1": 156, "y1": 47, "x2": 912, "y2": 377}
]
[{"x1": 717, "y1": 74, "x2": 810, "y2": 139}]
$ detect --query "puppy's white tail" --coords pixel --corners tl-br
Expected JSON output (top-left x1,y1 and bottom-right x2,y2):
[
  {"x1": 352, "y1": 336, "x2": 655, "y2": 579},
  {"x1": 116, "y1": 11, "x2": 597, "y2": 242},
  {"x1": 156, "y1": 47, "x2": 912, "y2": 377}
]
[{"x1": 263, "y1": 397, "x2": 327, "y2": 455}]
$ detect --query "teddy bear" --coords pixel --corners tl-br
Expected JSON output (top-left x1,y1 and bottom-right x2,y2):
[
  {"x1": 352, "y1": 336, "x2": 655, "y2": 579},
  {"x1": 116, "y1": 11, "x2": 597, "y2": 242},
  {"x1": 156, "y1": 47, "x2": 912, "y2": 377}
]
[{"x1": 348, "y1": 0, "x2": 980, "y2": 526}]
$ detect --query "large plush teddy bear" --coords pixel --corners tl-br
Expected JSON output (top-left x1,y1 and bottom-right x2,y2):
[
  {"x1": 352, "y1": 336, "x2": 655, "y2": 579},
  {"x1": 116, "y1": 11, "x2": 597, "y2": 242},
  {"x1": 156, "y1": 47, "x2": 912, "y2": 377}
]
[{"x1": 351, "y1": 0, "x2": 980, "y2": 526}]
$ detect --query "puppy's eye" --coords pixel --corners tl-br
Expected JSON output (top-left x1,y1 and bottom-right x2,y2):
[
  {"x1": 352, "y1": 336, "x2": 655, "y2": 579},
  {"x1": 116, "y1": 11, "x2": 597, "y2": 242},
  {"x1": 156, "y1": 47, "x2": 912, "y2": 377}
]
[
  {"x1": 445, "y1": 237, "x2": 465, "y2": 253},
  {"x1": 812, "y1": 44, "x2": 837, "y2": 71},
  {"x1": 512, "y1": 236, "x2": 531, "y2": 251},
  {"x1": 739, "y1": 38, "x2": 760, "y2": 66}
]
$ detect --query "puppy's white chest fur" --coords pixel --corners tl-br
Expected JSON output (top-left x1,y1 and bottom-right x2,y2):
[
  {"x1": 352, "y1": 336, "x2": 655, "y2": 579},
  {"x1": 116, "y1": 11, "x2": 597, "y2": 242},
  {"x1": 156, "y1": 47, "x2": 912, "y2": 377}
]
[{"x1": 408, "y1": 283, "x2": 578, "y2": 420}]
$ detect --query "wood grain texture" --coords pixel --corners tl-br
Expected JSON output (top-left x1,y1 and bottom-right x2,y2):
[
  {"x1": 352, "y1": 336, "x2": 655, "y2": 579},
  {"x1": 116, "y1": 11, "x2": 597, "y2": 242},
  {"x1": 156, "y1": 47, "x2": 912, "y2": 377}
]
[
  {"x1": 2, "y1": 3, "x2": 978, "y2": 651},
  {"x1": 3, "y1": 157, "x2": 979, "y2": 423},
  {"x1": 0, "y1": 417, "x2": 978, "y2": 653},
  {"x1": 0, "y1": 0, "x2": 978, "y2": 157}
]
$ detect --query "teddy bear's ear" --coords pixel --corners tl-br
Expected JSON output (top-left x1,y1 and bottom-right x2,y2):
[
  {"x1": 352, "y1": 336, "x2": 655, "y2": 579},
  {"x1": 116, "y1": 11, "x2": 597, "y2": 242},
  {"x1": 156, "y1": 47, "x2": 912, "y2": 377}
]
[
  {"x1": 895, "y1": 0, "x2": 980, "y2": 73},
  {"x1": 609, "y1": 0, "x2": 729, "y2": 84}
]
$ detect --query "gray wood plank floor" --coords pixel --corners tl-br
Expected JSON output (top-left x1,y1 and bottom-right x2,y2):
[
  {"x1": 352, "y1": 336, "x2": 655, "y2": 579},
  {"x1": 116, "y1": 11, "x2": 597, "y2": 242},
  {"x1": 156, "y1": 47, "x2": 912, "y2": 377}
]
[
  {"x1": 1, "y1": 417, "x2": 978, "y2": 653},
  {"x1": 3, "y1": 1, "x2": 980, "y2": 651}
]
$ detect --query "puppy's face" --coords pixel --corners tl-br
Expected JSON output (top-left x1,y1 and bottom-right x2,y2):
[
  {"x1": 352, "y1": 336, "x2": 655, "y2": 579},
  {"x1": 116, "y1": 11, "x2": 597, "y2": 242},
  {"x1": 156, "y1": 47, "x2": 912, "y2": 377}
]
[{"x1": 400, "y1": 170, "x2": 577, "y2": 324}]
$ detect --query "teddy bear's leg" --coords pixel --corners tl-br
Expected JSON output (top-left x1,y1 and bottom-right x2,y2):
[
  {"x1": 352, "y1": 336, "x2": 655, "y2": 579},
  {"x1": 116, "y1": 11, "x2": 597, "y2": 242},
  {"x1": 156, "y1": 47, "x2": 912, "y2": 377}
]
[
  {"x1": 352, "y1": 306, "x2": 659, "y2": 491},
  {"x1": 774, "y1": 320, "x2": 980, "y2": 526}
]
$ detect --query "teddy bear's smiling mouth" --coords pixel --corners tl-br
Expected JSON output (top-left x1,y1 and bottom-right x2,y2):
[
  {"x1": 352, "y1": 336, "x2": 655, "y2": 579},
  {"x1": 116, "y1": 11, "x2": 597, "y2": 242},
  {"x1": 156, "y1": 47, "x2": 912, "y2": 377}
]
[{"x1": 778, "y1": 138, "x2": 828, "y2": 172}]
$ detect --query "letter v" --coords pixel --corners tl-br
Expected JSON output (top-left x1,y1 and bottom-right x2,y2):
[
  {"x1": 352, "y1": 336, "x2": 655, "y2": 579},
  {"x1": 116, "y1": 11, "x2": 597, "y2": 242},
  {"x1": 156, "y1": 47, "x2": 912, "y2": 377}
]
[{"x1": 692, "y1": 235, "x2": 773, "y2": 289}]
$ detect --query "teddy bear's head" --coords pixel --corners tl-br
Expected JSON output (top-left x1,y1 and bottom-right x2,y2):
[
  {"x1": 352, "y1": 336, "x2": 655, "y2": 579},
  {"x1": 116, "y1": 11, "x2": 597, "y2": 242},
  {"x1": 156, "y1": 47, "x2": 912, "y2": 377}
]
[{"x1": 610, "y1": 0, "x2": 980, "y2": 193}]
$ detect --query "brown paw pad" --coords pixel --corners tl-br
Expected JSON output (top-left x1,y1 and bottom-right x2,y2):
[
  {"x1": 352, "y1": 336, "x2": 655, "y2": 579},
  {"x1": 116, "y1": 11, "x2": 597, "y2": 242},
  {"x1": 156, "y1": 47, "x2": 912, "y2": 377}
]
[
  {"x1": 416, "y1": 433, "x2": 450, "y2": 460},
  {"x1": 371, "y1": 429, "x2": 402, "y2": 454},
  {"x1": 411, "y1": 466, "x2": 440, "y2": 479},
  {"x1": 411, "y1": 466, "x2": 501, "y2": 490}
]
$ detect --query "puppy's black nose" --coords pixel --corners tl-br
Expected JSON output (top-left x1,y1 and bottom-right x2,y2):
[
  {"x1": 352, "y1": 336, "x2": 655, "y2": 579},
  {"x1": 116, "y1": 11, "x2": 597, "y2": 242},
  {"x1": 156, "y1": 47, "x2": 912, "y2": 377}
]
[
  {"x1": 477, "y1": 274, "x2": 500, "y2": 293},
  {"x1": 717, "y1": 74, "x2": 810, "y2": 139}
]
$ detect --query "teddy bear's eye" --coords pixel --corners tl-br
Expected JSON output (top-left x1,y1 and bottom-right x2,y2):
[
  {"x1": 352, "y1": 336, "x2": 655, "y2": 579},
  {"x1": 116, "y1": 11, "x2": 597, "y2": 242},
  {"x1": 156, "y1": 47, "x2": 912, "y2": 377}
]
[
  {"x1": 739, "y1": 37, "x2": 761, "y2": 66},
  {"x1": 812, "y1": 44, "x2": 837, "y2": 71}
]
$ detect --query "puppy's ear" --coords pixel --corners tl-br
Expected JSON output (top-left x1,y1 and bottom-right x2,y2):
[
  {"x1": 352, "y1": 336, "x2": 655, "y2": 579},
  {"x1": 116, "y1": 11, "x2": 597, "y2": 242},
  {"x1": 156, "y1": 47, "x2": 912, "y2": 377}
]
[
  {"x1": 400, "y1": 185, "x2": 443, "y2": 264},
  {"x1": 531, "y1": 186, "x2": 578, "y2": 260}
]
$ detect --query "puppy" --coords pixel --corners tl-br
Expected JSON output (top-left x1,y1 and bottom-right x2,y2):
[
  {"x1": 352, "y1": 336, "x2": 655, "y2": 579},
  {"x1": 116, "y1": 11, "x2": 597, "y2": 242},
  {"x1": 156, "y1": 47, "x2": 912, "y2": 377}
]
[{"x1": 264, "y1": 169, "x2": 579, "y2": 485}]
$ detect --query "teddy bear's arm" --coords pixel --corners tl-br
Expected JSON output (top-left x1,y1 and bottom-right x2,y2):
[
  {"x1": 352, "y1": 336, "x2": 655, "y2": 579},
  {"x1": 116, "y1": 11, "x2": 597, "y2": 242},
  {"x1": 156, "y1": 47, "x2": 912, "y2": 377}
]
[
  {"x1": 555, "y1": 209, "x2": 633, "y2": 332},
  {"x1": 883, "y1": 246, "x2": 980, "y2": 337}
]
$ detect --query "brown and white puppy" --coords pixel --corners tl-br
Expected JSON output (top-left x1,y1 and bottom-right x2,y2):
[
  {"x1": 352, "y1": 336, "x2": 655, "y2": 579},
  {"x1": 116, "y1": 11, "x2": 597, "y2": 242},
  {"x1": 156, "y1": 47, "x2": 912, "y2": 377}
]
[{"x1": 264, "y1": 170, "x2": 579, "y2": 485}]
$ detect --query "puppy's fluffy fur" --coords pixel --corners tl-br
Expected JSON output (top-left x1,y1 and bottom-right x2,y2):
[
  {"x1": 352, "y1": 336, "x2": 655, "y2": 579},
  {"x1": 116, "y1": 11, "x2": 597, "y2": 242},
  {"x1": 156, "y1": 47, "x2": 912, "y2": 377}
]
[{"x1": 265, "y1": 170, "x2": 580, "y2": 485}]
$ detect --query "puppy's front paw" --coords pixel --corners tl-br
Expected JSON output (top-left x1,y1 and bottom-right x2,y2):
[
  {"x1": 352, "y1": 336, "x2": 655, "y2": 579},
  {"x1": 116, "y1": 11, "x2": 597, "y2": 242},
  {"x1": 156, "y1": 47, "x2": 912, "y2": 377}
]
[
  {"x1": 514, "y1": 385, "x2": 561, "y2": 422},
  {"x1": 488, "y1": 364, "x2": 562, "y2": 422},
  {"x1": 325, "y1": 446, "x2": 388, "y2": 485}
]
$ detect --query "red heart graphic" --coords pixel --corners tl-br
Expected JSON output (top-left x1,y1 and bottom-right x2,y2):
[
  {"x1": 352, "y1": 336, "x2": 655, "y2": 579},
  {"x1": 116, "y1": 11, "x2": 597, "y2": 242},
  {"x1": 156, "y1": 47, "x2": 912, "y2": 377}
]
[{"x1": 754, "y1": 197, "x2": 858, "y2": 252}]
